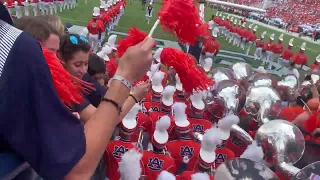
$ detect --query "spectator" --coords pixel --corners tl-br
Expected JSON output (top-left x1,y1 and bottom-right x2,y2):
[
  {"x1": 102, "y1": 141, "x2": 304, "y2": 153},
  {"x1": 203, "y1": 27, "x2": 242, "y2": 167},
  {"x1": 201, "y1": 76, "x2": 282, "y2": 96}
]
[{"x1": 0, "y1": 3, "x2": 156, "y2": 179}]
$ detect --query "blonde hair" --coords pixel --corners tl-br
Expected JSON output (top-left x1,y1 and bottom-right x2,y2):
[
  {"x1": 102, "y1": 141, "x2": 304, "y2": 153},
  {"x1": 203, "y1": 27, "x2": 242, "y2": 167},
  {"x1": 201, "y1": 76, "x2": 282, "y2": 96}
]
[{"x1": 37, "y1": 15, "x2": 65, "y2": 36}]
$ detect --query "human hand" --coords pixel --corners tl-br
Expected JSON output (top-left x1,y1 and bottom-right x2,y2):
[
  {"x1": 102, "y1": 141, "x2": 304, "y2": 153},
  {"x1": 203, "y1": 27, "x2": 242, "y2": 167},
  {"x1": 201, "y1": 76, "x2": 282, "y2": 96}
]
[
  {"x1": 132, "y1": 81, "x2": 151, "y2": 101},
  {"x1": 116, "y1": 37, "x2": 155, "y2": 83}
]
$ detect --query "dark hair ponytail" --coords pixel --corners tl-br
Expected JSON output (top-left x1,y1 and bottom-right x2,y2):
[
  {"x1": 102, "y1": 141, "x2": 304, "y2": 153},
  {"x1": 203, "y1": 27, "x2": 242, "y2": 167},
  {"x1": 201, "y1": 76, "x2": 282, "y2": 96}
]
[{"x1": 59, "y1": 33, "x2": 91, "y2": 62}]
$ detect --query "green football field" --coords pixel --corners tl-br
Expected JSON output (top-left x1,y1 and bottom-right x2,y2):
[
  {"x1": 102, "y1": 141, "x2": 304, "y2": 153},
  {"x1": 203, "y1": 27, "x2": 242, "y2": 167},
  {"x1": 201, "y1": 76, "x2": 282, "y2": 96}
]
[{"x1": 56, "y1": 0, "x2": 319, "y2": 66}]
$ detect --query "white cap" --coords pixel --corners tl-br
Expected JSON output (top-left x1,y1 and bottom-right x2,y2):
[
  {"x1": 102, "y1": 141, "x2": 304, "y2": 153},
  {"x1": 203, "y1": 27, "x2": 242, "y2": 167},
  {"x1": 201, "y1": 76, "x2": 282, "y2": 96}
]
[
  {"x1": 175, "y1": 73, "x2": 183, "y2": 91},
  {"x1": 289, "y1": 38, "x2": 294, "y2": 46},
  {"x1": 153, "y1": 48, "x2": 163, "y2": 63},
  {"x1": 161, "y1": 85, "x2": 176, "y2": 106},
  {"x1": 256, "y1": 66, "x2": 267, "y2": 73},
  {"x1": 93, "y1": 7, "x2": 100, "y2": 16},
  {"x1": 212, "y1": 27, "x2": 219, "y2": 38},
  {"x1": 200, "y1": 127, "x2": 222, "y2": 164},
  {"x1": 270, "y1": 33, "x2": 275, "y2": 41},
  {"x1": 119, "y1": 149, "x2": 143, "y2": 180},
  {"x1": 152, "y1": 71, "x2": 164, "y2": 93},
  {"x1": 172, "y1": 102, "x2": 189, "y2": 129},
  {"x1": 233, "y1": 19, "x2": 237, "y2": 25},
  {"x1": 157, "y1": 171, "x2": 175, "y2": 180},
  {"x1": 100, "y1": 1, "x2": 105, "y2": 8},
  {"x1": 106, "y1": 35, "x2": 117, "y2": 50},
  {"x1": 253, "y1": 25, "x2": 258, "y2": 32},
  {"x1": 147, "y1": 63, "x2": 160, "y2": 80},
  {"x1": 191, "y1": 173, "x2": 210, "y2": 180},
  {"x1": 217, "y1": 115, "x2": 239, "y2": 140},
  {"x1": 261, "y1": 31, "x2": 267, "y2": 39},
  {"x1": 279, "y1": 34, "x2": 284, "y2": 41},
  {"x1": 301, "y1": 42, "x2": 306, "y2": 51},
  {"x1": 248, "y1": 24, "x2": 254, "y2": 29},
  {"x1": 242, "y1": 22, "x2": 246, "y2": 28},
  {"x1": 190, "y1": 92, "x2": 205, "y2": 110},
  {"x1": 203, "y1": 58, "x2": 213, "y2": 72},
  {"x1": 316, "y1": 54, "x2": 320, "y2": 63},
  {"x1": 122, "y1": 103, "x2": 140, "y2": 130},
  {"x1": 208, "y1": 20, "x2": 214, "y2": 30},
  {"x1": 153, "y1": 116, "x2": 171, "y2": 145}
]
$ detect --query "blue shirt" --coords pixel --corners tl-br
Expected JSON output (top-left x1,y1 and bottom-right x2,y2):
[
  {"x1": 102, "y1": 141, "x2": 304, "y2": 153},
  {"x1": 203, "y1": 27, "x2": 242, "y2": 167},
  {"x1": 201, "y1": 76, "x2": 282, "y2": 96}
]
[
  {"x1": 82, "y1": 73, "x2": 106, "y2": 108},
  {"x1": 0, "y1": 21, "x2": 85, "y2": 180}
]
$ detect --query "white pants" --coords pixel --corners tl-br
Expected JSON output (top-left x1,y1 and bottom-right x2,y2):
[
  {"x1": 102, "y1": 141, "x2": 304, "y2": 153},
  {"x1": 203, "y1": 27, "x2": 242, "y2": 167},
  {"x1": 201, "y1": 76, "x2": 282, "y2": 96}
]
[
  {"x1": 294, "y1": 64, "x2": 302, "y2": 69},
  {"x1": 88, "y1": 33, "x2": 99, "y2": 53},
  {"x1": 58, "y1": 2, "x2": 64, "y2": 12},
  {"x1": 246, "y1": 42, "x2": 253, "y2": 55},
  {"x1": 233, "y1": 34, "x2": 240, "y2": 47},
  {"x1": 266, "y1": 51, "x2": 274, "y2": 69},
  {"x1": 48, "y1": 3, "x2": 54, "y2": 15},
  {"x1": 53, "y1": 1, "x2": 59, "y2": 14},
  {"x1": 14, "y1": 7, "x2": 22, "y2": 18},
  {"x1": 278, "y1": 58, "x2": 290, "y2": 66},
  {"x1": 31, "y1": 3, "x2": 38, "y2": 16},
  {"x1": 23, "y1": 4, "x2": 30, "y2": 16},
  {"x1": 240, "y1": 38, "x2": 246, "y2": 50},
  {"x1": 229, "y1": 33, "x2": 234, "y2": 44}
]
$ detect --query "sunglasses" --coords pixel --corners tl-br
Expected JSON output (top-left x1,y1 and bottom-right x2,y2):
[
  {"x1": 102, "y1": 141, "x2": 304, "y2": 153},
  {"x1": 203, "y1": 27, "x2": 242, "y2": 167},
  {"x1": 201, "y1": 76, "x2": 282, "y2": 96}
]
[{"x1": 69, "y1": 35, "x2": 89, "y2": 44}]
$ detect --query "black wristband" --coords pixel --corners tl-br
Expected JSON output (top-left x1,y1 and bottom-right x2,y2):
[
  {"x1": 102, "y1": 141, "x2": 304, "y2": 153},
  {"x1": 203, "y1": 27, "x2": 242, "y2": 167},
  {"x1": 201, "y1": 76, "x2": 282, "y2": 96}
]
[
  {"x1": 130, "y1": 94, "x2": 139, "y2": 103},
  {"x1": 101, "y1": 98, "x2": 122, "y2": 115}
]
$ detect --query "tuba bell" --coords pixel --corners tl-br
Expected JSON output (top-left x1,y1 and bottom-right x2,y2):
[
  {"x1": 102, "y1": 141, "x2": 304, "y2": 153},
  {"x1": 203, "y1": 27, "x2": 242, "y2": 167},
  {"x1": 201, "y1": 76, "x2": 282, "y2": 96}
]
[
  {"x1": 214, "y1": 158, "x2": 279, "y2": 180},
  {"x1": 248, "y1": 73, "x2": 278, "y2": 89},
  {"x1": 291, "y1": 161, "x2": 320, "y2": 180},
  {"x1": 254, "y1": 120, "x2": 305, "y2": 177},
  {"x1": 277, "y1": 75, "x2": 299, "y2": 104},
  {"x1": 210, "y1": 67, "x2": 235, "y2": 83}
]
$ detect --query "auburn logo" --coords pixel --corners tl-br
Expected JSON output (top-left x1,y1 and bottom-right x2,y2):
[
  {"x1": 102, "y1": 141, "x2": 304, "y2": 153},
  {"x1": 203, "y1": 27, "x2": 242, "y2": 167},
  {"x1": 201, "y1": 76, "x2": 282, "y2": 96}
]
[
  {"x1": 192, "y1": 124, "x2": 205, "y2": 133},
  {"x1": 112, "y1": 146, "x2": 129, "y2": 159},
  {"x1": 147, "y1": 158, "x2": 164, "y2": 171},
  {"x1": 180, "y1": 146, "x2": 194, "y2": 158},
  {"x1": 215, "y1": 153, "x2": 226, "y2": 164}
]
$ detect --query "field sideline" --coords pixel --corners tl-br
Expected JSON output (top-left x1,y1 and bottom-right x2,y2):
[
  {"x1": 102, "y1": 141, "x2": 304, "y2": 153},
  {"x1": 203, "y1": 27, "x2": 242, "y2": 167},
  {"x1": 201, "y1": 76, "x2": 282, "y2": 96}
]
[{"x1": 56, "y1": 0, "x2": 319, "y2": 65}]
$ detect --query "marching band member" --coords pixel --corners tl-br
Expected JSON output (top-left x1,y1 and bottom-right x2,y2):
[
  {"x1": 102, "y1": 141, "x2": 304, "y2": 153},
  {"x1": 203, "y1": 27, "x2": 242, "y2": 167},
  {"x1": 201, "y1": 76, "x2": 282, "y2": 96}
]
[
  {"x1": 104, "y1": 34, "x2": 117, "y2": 56},
  {"x1": 4, "y1": 0, "x2": 14, "y2": 15},
  {"x1": 229, "y1": 18, "x2": 236, "y2": 44},
  {"x1": 31, "y1": 0, "x2": 39, "y2": 16},
  {"x1": 187, "y1": 92, "x2": 212, "y2": 134},
  {"x1": 233, "y1": 20, "x2": 241, "y2": 47},
  {"x1": 141, "y1": 116, "x2": 176, "y2": 179},
  {"x1": 22, "y1": 0, "x2": 30, "y2": 16},
  {"x1": 245, "y1": 25, "x2": 258, "y2": 55},
  {"x1": 53, "y1": 0, "x2": 59, "y2": 14},
  {"x1": 278, "y1": 38, "x2": 294, "y2": 76},
  {"x1": 174, "y1": 74, "x2": 190, "y2": 106},
  {"x1": 293, "y1": 42, "x2": 308, "y2": 69},
  {"x1": 239, "y1": 22, "x2": 247, "y2": 51},
  {"x1": 146, "y1": 2, "x2": 153, "y2": 24},
  {"x1": 167, "y1": 102, "x2": 201, "y2": 171},
  {"x1": 264, "y1": 33, "x2": 274, "y2": 68},
  {"x1": 243, "y1": 23, "x2": 253, "y2": 53},
  {"x1": 47, "y1": 0, "x2": 54, "y2": 15},
  {"x1": 254, "y1": 31, "x2": 266, "y2": 61},
  {"x1": 178, "y1": 127, "x2": 221, "y2": 179},
  {"x1": 13, "y1": 0, "x2": 23, "y2": 18},
  {"x1": 310, "y1": 55, "x2": 320, "y2": 71},
  {"x1": 70, "y1": 0, "x2": 76, "y2": 9},
  {"x1": 87, "y1": 7, "x2": 105, "y2": 53},
  {"x1": 63, "y1": 0, "x2": 69, "y2": 10},
  {"x1": 269, "y1": 33, "x2": 284, "y2": 70},
  {"x1": 57, "y1": 0, "x2": 64, "y2": 13},
  {"x1": 104, "y1": 104, "x2": 141, "y2": 180},
  {"x1": 143, "y1": 71, "x2": 164, "y2": 104},
  {"x1": 201, "y1": 28, "x2": 220, "y2": 61}
]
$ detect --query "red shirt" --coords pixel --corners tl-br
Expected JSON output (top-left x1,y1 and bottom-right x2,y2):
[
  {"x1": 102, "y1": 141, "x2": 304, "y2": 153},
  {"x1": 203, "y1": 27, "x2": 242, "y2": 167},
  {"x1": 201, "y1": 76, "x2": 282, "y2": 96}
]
[
  {"x1": 256, "y1": 39, "x2": 264, "y2": 48},
  {"x1": 264, "y1": 41, "x2": 273, "y2": 51},
  {"x1": 6, "y1": 0, "x2": 14, "y2": 7},
  {"x1": 214, "y1": 148, "x2": 235, "y2": 168},
  {"x1": 243, "y1": 29, "x2": 251, "y2": 39},
  {"x1": 167, "y1": 139, "x2": 201, "y2": 171},
  {"x1": 293, "y1": 52, "x2": 308, "y2": 65},
  {"x1": 310, "y1": 63, "x2": 320, "y2": 70},
  {"x1": 248, "y1": 33, "x2": 257, "y2": 42},
  {"x1": 142, "y1": 101, "x2": 161, "y2": 113},
  {"x1": 271, "y1": 43, "x2": 284, "y2": 54},
  {"x1": 281, "y1": 48, "x2": 294, "y2": 60},
  {"x1": 141, "y1": 151, "x2": 176, "y2": 180},
  {"x1": 87, "y1": 19, "x2": 104, "y2": 35},
  {"x1": 202, "y1": 39, "x2": 220, "y2": 55},
  {"x1": 177, "y1": 171, "x2": 214, "y2": 180},
  {"x1": 279, "y1": 106, "x2": 304, "y2": 122},
  {"x1": 188, "y1": 118, "x2": 212, "y2": 134},
  {"x1": 147, "y1": 111, "x2": 174, "y2": 138},
  {"x1": 104, "y1": 140, "x2": 137, "y2": 180}
]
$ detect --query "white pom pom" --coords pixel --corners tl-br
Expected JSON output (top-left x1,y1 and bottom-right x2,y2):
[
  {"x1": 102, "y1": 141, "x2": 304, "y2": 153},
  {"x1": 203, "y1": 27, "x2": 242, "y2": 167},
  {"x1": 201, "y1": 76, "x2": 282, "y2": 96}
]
[
  {"x1": 118, "y1": 149, "x2": 142, "y2": 180},
  {"x1": 157, "y1": 171, "x2": 175, "y2": 180},
  {"x1": 172, "y1": 102, "x2": 187, "y2": 122},
  {"x1": 161, "y1": 85, "x2": 176, "y2": 99},
  {"x1": 202, "y1": 127, "x2": 222, "y2": 151},
  {"x1": 191, "y1": 172, "x2": 210, "y2": 180},
  {"x1": 218, "y1": 115, "x2": 239, "y2": 130},
  {"x1": 156, "y1": 115, "x2": 171, "y2": 131},
  {"x1": 153, "y1": 48, "x2": 163, "y2": 63},
  {"x1": 240, "y1": 141, "x2": 264, "y2": 162}
]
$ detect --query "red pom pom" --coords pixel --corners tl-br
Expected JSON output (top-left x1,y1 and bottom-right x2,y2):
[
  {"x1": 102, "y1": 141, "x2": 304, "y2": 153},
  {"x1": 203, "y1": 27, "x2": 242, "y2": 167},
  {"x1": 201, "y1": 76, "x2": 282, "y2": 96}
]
[
  {"x1": 160, "y1": 48, "x2": 213, "y2": 93},
  {"x1": 117, "y1": 27, "x2": 148, "y2": 58},
  {"x1": 106, "y1": 58, "x2": 118, "y2": 78},
  {"x1": 158, "y1": 0, "x2": 202, "y2": 44},
  {"x1": 43, "y1": 48, "x2": 92, "y2": 107},
  {"x1": 303, "y1": 112, "x2": 320, "y2": 133}
]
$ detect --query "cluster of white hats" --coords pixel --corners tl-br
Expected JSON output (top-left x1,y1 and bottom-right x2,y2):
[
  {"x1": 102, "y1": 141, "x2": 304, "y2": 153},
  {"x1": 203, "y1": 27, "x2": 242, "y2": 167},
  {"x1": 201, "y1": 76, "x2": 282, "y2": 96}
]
[{"x1": 96, "y1": 35, "x2": 117, "y2": 61}]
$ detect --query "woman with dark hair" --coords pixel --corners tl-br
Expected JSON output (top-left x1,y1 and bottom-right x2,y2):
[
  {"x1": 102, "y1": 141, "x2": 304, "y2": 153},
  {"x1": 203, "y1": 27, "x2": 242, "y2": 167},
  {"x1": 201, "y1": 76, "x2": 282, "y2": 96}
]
[{"x1": 59, "y1": 33, "x2": 151, "y2": 124}]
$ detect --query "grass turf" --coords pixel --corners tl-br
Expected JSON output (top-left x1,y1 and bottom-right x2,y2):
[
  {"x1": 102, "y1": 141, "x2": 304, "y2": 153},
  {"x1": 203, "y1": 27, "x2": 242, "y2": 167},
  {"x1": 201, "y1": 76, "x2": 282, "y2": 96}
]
[{"x1": 56, "y1": 0, "x2": 319, "y2": 65}]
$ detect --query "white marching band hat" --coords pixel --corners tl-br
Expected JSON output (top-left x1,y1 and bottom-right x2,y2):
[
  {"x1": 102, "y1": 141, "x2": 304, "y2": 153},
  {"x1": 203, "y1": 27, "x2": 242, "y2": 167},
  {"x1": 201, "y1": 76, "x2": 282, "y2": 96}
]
[
  {"x1": 240, "y1": 141, "x2": 264, "y2": 163},
  {"x1": 253, "y1": 25, "x2": 258, "y2": 32},
  {"x1": 208, "y1": 20, "x2": 214, "y2": 30},
  {"x1": 316, "y1": 54, "x2": 320, "y2": 63},
  {"x1": 172, "y1": 102, "x2": 190, "y2": 133},
  {"x1": 301, "y1": 42, "x2": 306, "y2": 51},
  {"x1": 161, "y1": 85, "x2": 176, "y2": 107},
  {"x1": 261, "y1": 31, "x2": 267, "y2": 39},
  {"x1": 191, "y1": 173, "x2": 211, "y2": 180},
  {"x1": 93, "y1": 7, "x2": 100, "y2": 16},
  {"x1": 152, "y1": 71, "x2": 165, "y2": 95},
  {"x1": 233, "y1": 19, "x2": 237, "y2": 25},
  {"x1": 212, "y1": 27, "x2": 219, "y2": 38},
  {"x1": 100, "y1": 1, "x2": 106, "y2": 9},
  {"x1": 248, "y1": 24, "x2": 254, "y2": 29},
  {"x1": 106, "y1": 35, "x2": 117, "y2": 50},
  {"x1": 217, "y1": 114, "x2": 239, "y2": 140},
  {"x1": 242, "y1": 22, "x2": 246, "y2": 28},
  {"x1": 199, "y1": 127, "x2": 222, "y2": 165},
  {"x1": 269, "y1": 33, "x2": 275, "y2": 41},
  {"x1": 153, "y1": 48, "x2": 163, "y2": 63},
  {"x1": 279, "y1": 33, "x2": 284, "y2": 41},
  {"x1": 121, "y1": 103, "x2": 140, "y2": 133},
  {"x1": 190, "y1": 91, "x2": 205, "y2": 111},
  {"x1": 152, "y1": 115, "x2": 171, "y2": 149},
  {"x1": 289, "y1": 38, "x2": 294, "y2": 46}
]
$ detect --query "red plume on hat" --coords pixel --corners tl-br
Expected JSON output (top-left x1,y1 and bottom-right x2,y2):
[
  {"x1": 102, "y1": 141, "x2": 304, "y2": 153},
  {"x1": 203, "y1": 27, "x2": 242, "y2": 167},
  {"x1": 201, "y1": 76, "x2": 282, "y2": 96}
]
[
  {"x1": 117, "y1": 27, "x2": 148, "y2": 58},
  {"x1": 159, "y1": 47, "x2": 213, "y2": 93},
  {"x1": 149, "y1": 0, "x2": 202, "y2": 45},
  {"x1": 42, "y1": 48, "x2": 92, "y2": 107}
]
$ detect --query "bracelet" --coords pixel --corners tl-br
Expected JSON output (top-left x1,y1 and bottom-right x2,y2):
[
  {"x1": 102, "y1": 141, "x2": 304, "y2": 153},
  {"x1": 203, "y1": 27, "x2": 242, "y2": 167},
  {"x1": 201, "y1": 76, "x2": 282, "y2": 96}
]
[
  {"x1": 130, "y1": 94, "x2": 139, "y2": 103},
  {"x1": 101, "y1": 98, "x2": 122, "y2": 115},
  {"x1": 111, "y1": 75, "x2": 132, "y2": 90}
]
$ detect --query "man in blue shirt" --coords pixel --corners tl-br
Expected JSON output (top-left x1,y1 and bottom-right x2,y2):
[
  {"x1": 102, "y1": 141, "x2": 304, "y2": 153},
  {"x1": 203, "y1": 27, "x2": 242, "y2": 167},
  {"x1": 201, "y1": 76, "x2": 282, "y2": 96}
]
[{"x1": 0, "y1": 3, "x2": 155, "y2": 179}]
